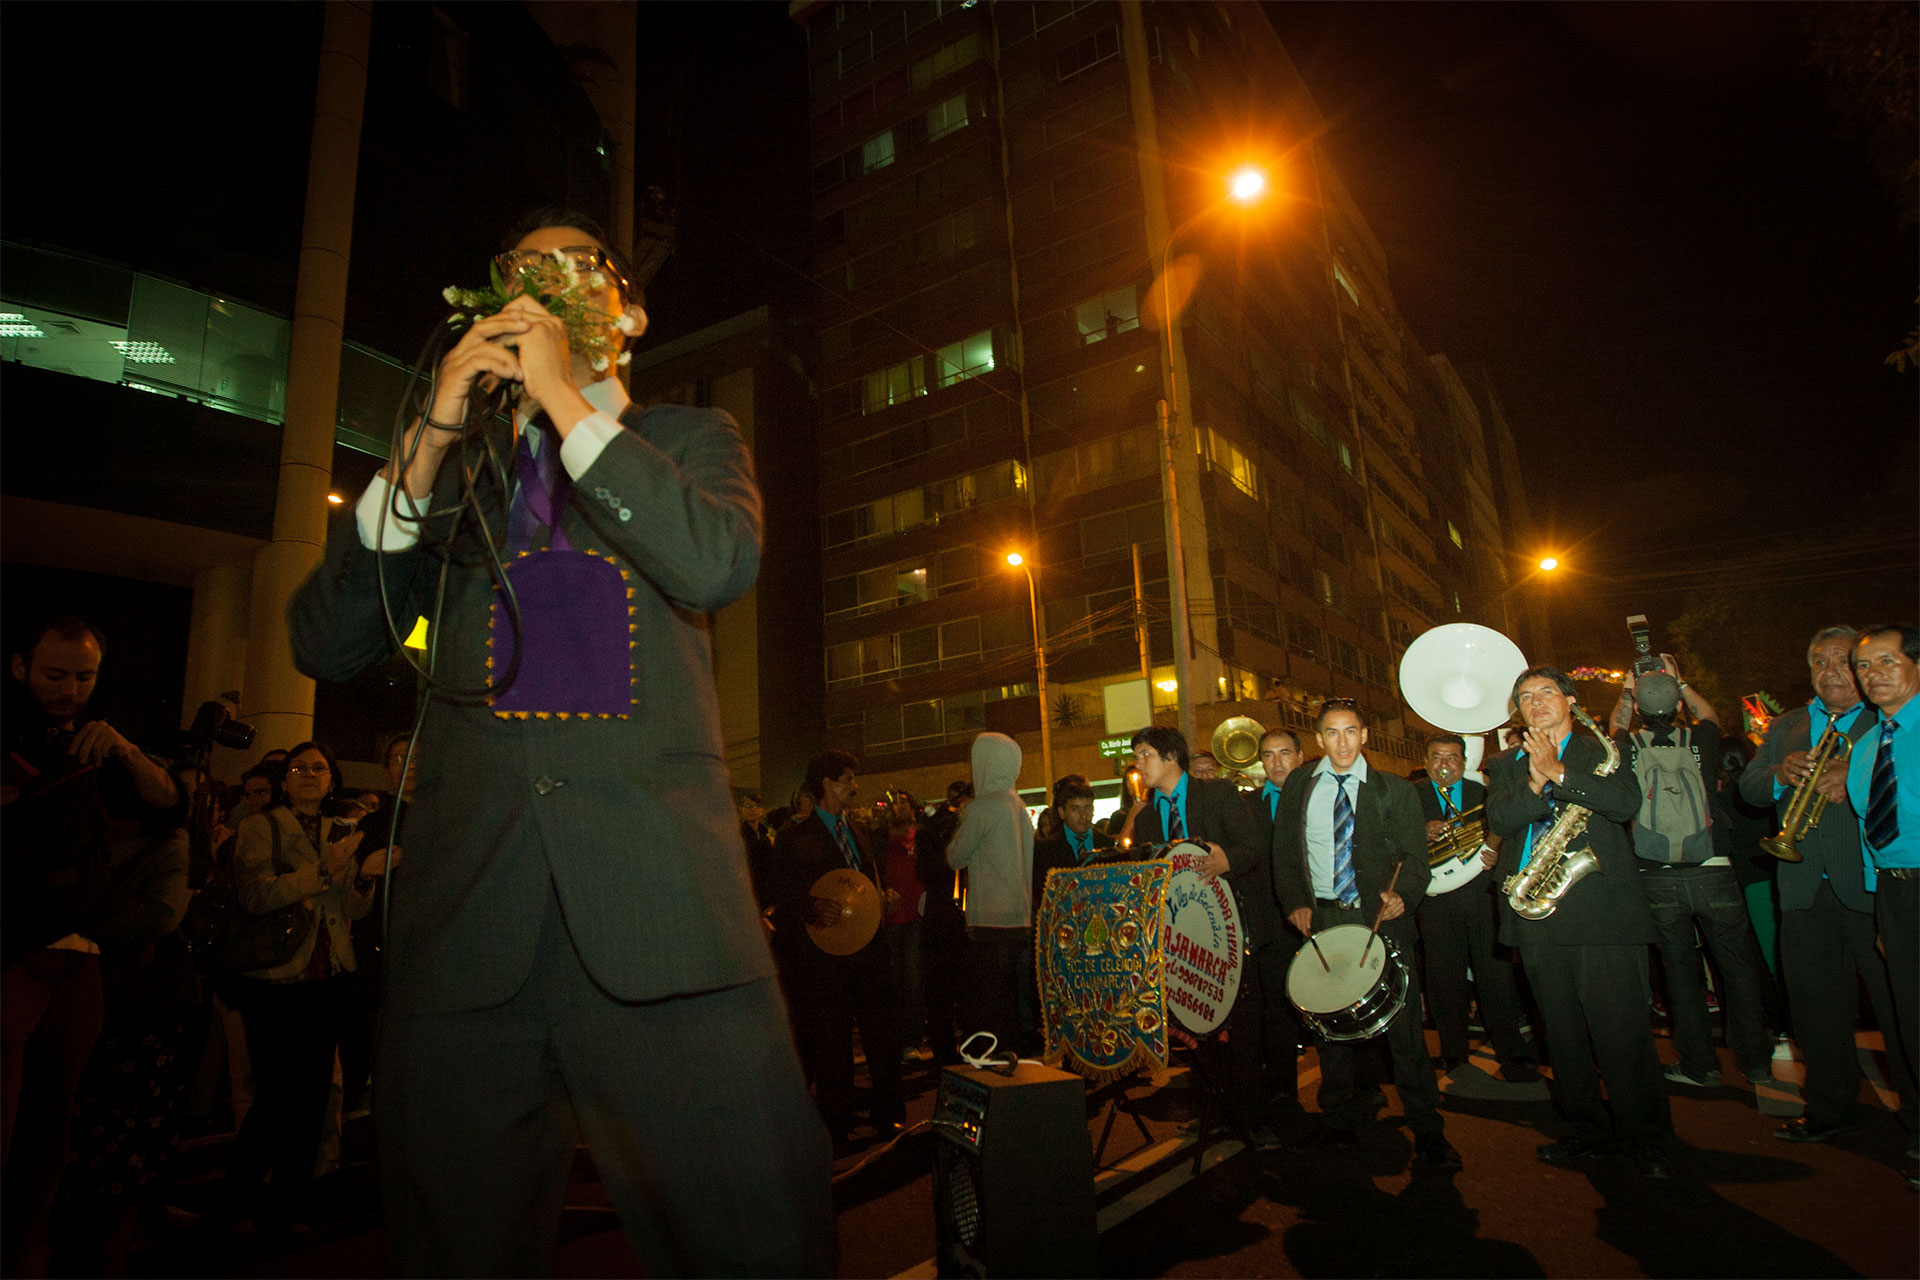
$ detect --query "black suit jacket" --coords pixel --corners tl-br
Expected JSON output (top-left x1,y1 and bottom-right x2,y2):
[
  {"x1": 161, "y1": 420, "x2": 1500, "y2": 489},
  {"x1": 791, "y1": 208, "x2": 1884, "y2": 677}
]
[
  {"x1": 1738, "y1": 703, "x2": 1878, "y2": 912},
  {"x1": 1031, "y1": 827, "x2": 1115, "y2": 906},
  {"x1": 1415, "y1": 777, "x2": 1487, "y2": 825},
  {"x1": 1132, "y1": 776, "x2": 1277, "y2": 952},
  {"x1": 1270, "y1": 760, "x2": 1428, "y2": 950},
  {"x1": 769, "y1": 813, "x2": 887, "y2": 972},
  {"x1": 1485, "y1": 731, "x2": 1654, "y2": 947}
]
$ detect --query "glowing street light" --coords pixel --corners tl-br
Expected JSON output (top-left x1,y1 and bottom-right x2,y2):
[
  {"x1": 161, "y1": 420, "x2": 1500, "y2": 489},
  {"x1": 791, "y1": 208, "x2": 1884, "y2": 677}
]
[
  {"x1": 1154, "y1": 163, "x2": 1278, "y2": 744},
  {"x1": 1005, "y1": 550, "x2": 1053, "y2": 787},
  {"x1": 1538, "y1": 556, "x2": 1560, "y2": 572}
]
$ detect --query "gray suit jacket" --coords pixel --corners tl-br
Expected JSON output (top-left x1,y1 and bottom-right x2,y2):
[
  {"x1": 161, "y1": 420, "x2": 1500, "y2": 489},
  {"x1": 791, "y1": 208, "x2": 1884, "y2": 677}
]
[
  {"x1": 289, "y1": 402, "x2": 770, "y2": 1014},
  {"x1": 1739, "y1": 703, "x2": 1877, "y2": 912}
]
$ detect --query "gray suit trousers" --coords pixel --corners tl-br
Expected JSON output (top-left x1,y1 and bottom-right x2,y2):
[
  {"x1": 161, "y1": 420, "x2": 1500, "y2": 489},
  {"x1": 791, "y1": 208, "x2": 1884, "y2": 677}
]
[{"x1": 377, "y1": 881, "x2": 833, "y2": 1277}]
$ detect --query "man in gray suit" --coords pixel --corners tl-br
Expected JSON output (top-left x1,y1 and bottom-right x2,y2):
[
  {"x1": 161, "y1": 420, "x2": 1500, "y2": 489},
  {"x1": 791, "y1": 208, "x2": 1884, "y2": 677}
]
[
  {"x1": 289, "y1": 210, "x2": 830, "y2": 1276},
  {"x1": 1742, "y1": 625, "x2": 1913, "y2": 1142}
]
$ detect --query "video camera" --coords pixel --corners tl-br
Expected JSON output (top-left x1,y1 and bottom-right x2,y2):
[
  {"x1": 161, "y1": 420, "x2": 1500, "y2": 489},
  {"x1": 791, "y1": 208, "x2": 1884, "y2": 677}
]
[
  {"x1": 181, "y1": 700, "x2": 255, "y2": 757},
  {"x1": 1625, "y1": 615, "x2": 1681, "y2": 718}
]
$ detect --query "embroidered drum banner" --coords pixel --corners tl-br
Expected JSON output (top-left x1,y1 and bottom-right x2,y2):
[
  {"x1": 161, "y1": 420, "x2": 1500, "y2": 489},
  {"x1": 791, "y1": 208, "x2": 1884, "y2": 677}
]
[
  {"x1": 1162, "y1": 841, "x2": 1243, "y2": 1034},
  {"x1": 1037, "y1": 860, "x2": 1170, "y2": 1085}
]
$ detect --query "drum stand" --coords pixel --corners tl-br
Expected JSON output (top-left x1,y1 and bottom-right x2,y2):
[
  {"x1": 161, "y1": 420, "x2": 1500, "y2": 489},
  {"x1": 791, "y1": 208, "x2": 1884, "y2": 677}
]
[
  {"x1": 1179, "y1": 1033, "x2": 1234, "y2": 1175},
  {"x1": 1088, "y1": 1074, "x2": 1155, "y2": 1169}
]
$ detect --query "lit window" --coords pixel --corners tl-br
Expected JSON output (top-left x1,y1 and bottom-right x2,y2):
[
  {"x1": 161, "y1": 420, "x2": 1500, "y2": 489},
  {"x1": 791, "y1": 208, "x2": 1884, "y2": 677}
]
[
  {"x1": 862, "y1": 354, "x2": 927, "y2": 413},
  {"x1": 861, "y1": 131, "x2": 896, "y2": 174},
  {"x1": 934, "y1": 330, "x2": 994, "y2": 387},
  {"x1": 926, "y1": 93, "x2": 969, "y2": 142},
  {"x1": 1336, "y1": 441, "x2": 1353, "y2": 473},
  {"x1": 1447, "y1": 520, "x2": 1463, "y2": 549},
  {"x1": 1073, "y1": 286, "x2": 1139, "y2": 345}
]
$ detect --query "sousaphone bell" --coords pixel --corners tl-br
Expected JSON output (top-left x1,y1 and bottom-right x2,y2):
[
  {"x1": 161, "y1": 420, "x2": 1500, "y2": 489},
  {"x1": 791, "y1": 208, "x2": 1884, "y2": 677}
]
[{"x1": 1211, "y1": 715, "x2": 1268, "y2": 790}]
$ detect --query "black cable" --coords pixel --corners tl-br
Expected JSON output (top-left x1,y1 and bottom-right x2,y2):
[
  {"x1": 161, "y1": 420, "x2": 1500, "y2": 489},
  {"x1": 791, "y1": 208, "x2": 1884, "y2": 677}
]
[{"x1": 369, "y1": 314, "x2": 529, "y2": 704}]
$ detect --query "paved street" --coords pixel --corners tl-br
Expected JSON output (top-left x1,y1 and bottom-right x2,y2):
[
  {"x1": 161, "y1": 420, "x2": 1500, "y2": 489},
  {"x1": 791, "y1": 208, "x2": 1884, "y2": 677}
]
[{"x1": 127, "y1": 1027, "x2": 1915, "y2": 1278}]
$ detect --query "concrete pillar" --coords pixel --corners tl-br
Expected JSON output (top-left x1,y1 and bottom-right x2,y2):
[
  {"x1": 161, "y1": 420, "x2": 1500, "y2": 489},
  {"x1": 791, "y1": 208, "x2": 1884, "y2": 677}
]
[
  {"x1": 182, "y1": 561, "x2": 251, "y2": 717},
  {"x1": 238, "y1": 0, "x2": 371, "y2": 758}
]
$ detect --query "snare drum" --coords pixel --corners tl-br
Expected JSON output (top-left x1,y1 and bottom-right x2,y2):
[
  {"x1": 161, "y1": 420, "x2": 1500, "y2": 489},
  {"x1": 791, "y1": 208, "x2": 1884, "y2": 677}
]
[{"x1": 1285, "y1": 922, "x2": 1408, "y2": 1043}]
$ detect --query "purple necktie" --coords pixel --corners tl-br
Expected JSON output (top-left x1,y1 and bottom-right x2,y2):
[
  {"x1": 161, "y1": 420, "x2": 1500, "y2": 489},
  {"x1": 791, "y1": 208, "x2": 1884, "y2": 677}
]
[{"x1": 506, "y1": 417, "x2": 571, "y2": 554}]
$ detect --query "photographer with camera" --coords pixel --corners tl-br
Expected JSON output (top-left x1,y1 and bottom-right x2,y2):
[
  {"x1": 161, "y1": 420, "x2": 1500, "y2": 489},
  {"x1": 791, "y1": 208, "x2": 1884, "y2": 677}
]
[
  {"x1": 1608, "y1": 635, "x2": 1774, "y2": 1090},
  {"x1": 3, "y1": 615, "x2": 184, "y2": 1273}
]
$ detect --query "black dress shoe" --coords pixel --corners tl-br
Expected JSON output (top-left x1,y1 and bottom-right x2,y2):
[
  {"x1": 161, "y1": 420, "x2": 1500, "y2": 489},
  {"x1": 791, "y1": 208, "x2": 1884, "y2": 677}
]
[
  {"x1": 1632, "y1": 1146, "x2": 1674, "y2": 1179},
  {"x1": 1498, "y1": 1057, "x2": 1543, "y2": 1083},
  {"x1": 1432, "y1": 1055, "x2": 1467, "y2": 1075},
  {"x1": 1538, "y1": 1137, "x2": 1619, "y2": 1165},
  {"x1": 1415, "y1": 1133, "x2": 1463, "y2": 1171},
  {"x1": 1774, "y1": 1117, "x2": 1862, "y2": 1144}
]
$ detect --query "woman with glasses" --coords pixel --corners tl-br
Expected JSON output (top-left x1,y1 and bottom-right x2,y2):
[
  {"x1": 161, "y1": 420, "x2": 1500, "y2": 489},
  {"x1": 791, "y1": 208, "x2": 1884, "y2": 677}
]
[{"x1": 224, "y1": 740, "x2": 372, "y2": 1242}]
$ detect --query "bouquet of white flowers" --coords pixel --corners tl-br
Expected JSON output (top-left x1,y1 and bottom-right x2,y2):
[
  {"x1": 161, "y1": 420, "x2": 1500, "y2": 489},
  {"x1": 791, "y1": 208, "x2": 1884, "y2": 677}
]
[{"x1": 442, "y1": 250, "x2": 638, "y2": 374}]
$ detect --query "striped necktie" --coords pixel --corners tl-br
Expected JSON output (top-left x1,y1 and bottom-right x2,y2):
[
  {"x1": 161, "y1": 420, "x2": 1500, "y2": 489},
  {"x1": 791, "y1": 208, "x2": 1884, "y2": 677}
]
[
  {"x1": 1865, "y1": 719, "x2": 1900, "y2": 851},
  {"x1": 1161, "y1": 794, "x2": 1186, "y2": 841},
  {"x1": 1331, "y1": 774, "x2": 1358, "y2": 904},
  {"x1": 835, "y1": 818, "x2": 863, "y2": 873}
]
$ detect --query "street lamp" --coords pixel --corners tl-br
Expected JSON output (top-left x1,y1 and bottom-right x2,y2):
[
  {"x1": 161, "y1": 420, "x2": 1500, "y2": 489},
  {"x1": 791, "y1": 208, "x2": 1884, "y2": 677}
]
[
  {"x1": 1538, "y1": 556, "x2": 1560, "y2": 573},
  {"x1": 1006, "y1": 552, "x2": 1054, "y2": 787},
  {"x1": 1154, "y1": 167, "x2": 1275, "y2": 744}
]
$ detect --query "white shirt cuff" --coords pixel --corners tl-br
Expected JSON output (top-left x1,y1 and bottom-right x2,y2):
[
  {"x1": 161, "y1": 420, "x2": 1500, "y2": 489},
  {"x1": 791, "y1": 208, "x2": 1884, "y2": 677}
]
[
  {"x1": 355, "y1": 475, "x2": 433, "y2": 552},
  {"x1": 558, "y1": 410, "x2": 623, "y2": 479}
]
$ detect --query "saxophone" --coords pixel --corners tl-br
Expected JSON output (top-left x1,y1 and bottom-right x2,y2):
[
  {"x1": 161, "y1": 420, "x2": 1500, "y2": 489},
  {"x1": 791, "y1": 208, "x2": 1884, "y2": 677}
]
[{"x1": 1502, "y1": 704, "x2": 1618, "y2": 920}]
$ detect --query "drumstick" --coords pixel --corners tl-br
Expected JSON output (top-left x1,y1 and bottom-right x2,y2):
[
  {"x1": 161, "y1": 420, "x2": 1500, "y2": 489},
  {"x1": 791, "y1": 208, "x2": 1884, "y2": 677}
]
[
  {"x1": 1359, "y1": 860, "x2": 1404, "y2": 965},
  {"x1": 1307, "y1": 933, "x2": 1332, "y2": 972}
]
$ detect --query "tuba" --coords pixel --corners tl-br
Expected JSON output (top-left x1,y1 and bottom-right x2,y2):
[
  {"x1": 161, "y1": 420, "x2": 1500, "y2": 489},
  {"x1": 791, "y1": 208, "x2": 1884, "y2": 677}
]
[
  {"x1": 1211, "y1": 716, "x2": 1268, "y2": 791},
  {"x1": 1399, "y1": 624, "x2": 1528, "y2": 895},
  {"x1": 1758, "y1": 722, "x2": 1852, "y2": 863},
  {"x1": 1501, "y1": 704, "x2": 1618, "y2": 919}
]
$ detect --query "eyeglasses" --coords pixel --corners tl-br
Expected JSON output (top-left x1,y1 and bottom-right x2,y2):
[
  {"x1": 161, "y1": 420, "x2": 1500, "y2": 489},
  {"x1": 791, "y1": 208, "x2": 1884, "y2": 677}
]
[
  {"x1": 493, "y1": 245, "x2": 630, "y2": 298},
  {"x1": 285, "y1": 763, "x2": 331, "y2": 778}
]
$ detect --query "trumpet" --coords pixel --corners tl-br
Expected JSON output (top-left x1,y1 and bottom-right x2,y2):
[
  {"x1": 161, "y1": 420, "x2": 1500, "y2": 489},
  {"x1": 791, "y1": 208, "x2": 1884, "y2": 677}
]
[
  {"x1": 1760, "y1": 723, "x2": 1853, "y2": 863},
  {"x1": 1427, "y1": 805, "x2": 1488, "y2": 866}
]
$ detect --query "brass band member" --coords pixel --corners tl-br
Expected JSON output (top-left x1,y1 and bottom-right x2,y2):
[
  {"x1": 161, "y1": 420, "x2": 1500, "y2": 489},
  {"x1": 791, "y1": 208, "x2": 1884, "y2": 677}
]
[
  {"x1": 1740, "y1": 626, "x2": 1911, "y2": 1143},
  {"x1": 1844, "y1": 624, "x2": 1920, "y2": 1172},
  {"x1": 1272, "y1": 701, "x2": 1461, "y2": 1170},
  {"x1": 1487, "y1": 668, "x2": 1675, "y2": 1178},
  {"x1": 1128, "y1": 726, "x2": 1280, "y2": 1149},
  {"x1": 1414, "y1": 734, "x2": 1535, "y2": 1077}
]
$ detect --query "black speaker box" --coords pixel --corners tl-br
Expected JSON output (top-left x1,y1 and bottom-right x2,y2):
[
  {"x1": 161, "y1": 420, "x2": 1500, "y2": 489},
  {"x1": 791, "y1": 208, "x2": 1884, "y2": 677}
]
[{"x1": 931, "y1": 1062, "x2": 1095, "y2": 1278}]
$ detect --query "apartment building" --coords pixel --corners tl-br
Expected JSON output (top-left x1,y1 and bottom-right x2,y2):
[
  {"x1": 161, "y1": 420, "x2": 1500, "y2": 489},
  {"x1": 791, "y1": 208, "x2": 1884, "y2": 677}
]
[{"x1": 796, "y1": 0, "x2": 1533, "y2": 795}]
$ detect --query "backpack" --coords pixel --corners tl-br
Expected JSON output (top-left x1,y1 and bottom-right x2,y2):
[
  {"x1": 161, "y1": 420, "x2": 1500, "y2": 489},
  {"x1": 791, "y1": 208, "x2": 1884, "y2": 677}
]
[
  {"x1": 1628, "y1": 727, "x2": 1714, "y2": 863},
  {"x1": 180, "y1": 811, "x2": 312, "y2": 973}
]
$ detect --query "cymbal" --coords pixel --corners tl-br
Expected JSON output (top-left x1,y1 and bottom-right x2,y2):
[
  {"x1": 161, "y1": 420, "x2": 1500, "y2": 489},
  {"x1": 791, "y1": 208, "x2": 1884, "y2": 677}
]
[{"x1": 806, "y1": 868, "x2": 882, "y2": 956}]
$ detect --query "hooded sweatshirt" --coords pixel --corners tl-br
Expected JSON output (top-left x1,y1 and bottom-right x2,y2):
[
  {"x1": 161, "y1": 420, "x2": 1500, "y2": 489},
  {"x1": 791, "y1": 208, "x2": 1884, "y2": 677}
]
[{"x1": 945, "y1": 732, "x2": 1035, "y2": 928}]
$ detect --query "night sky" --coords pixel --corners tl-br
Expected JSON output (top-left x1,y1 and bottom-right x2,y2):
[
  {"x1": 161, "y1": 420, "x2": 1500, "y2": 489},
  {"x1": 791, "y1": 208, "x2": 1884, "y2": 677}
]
[{"x1": 1255, "y1": 2, "x2": 1919, "y2": 680}]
